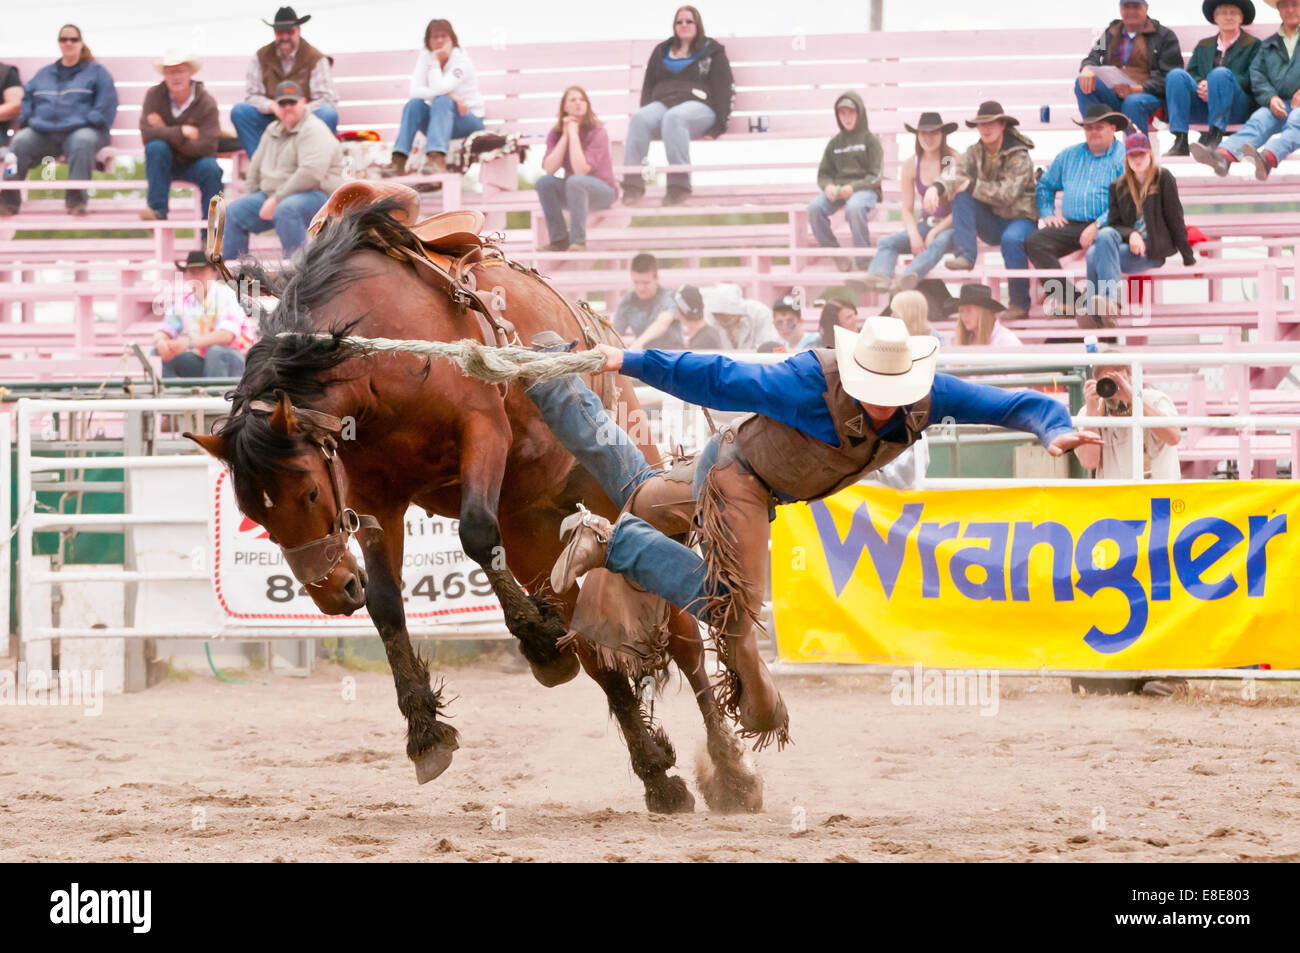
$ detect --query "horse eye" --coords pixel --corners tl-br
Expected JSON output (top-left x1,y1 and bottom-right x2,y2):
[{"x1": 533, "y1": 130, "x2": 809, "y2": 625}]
[{"x1": 309, "y1": 486, "x2": 319, "y2": 503}]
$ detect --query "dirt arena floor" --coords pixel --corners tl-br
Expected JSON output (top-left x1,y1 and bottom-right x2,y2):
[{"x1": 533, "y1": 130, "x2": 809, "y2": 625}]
[{"x1": 3, "y1": 654, "x2": 1299, "y2": 862}]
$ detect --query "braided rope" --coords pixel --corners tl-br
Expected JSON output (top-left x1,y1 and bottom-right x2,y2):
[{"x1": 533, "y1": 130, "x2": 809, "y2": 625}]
[{"x1": 275, "y1": 331, "x2": 606, "y2": 384}]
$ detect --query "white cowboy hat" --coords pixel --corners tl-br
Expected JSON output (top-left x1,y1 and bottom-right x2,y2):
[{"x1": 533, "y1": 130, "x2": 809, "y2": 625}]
[
  {"x1": 155, "y1": 49, "x2": 202, "y2": 74},
  {"x1": 705, "y1": 282, "x2": 746, "y2": 316},
  {"x1": 833, "y1": 315, "x2": 939, "y2": 406}
]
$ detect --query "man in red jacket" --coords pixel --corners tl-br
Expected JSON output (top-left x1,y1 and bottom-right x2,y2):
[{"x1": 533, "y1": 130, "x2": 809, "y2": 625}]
[{"x1": 139, "y1": 50, "x2": 223, "y2": 223}]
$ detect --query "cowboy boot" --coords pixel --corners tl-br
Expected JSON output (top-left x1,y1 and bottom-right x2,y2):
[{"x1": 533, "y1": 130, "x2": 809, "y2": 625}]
[
  {"x1": 425, "y1": 151, "x2": 448, "y2": 174},
  {"x1": 379, "y1": 152, "x2": 407, "y2": 178},
  {"x1": 724, "y1": 625, "x2": 789, "y2": 741},
  {"x1": 550, "y1": 505, "x2": 612, "y2": 593},
  {"x1": 1165, "y1": 132, "x2": 1189, "y2": 157}
]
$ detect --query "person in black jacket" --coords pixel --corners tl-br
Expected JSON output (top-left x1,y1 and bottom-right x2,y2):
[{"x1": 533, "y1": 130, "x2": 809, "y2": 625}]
[
  {"x1": 1083, "y1": 132, "x2": 1195, "y2": 327},
  {"x1": 621, "y1": 5, "x2": 733, "y2": 206}
]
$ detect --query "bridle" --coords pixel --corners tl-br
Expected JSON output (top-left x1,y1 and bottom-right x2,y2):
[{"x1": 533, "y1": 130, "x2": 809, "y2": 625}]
[{"x1": 249, "y1": 399, "x2": 382, "y2": 587}]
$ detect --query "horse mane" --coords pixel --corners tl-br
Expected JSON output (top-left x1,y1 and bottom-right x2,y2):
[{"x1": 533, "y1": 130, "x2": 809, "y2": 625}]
[{"x1": 216, "y1": 198, "x2": 425, "y2": 496}]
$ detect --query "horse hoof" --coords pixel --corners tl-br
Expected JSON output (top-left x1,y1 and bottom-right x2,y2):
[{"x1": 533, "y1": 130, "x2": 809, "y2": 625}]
[
  {"x1": 413, "y1": 743, "x2": 457, "y2": 784},
  {"x1": 645, "y1": 774, "x2": 695, "y2": 814},
  {"x1": 695, "y1": 744, "x2": 764, "y2": 814},
  {"x1": 528, "y1": 652, "x2": 580, "y2": 688}
]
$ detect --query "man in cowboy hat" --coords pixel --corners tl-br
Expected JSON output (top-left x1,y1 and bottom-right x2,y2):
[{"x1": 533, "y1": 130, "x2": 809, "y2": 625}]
[
  {"x1": 924, "y1": 101, "x2": 1038, "y2": 321},
  {"x1": 153, "y1": 251, "x2": 253, "y2": 378},
  {"x1": 1193, "y1": 0, "x2": 1300, "y2": 179},
  {"x1": 1024, "y1": 104, "x2": 1128, "y2": 317},
  {"x1": 807, "y1": 91, "x2": 883, "y2": 272},
  {"x1": 1164, "y1": 2, "x2": 1259, "y2": 156},
  {"x1": 139, "y1": 50, "x2": 223, "y2": 223},
  {"x1": 523, "y1": 322, "x2": 1101, "y2": 747},
  {"x1": 1076, "y1": 1, "x2": 1184, "y2": 134},
  {"x1": 705, "y1": 282, "x2": 780, "y2": 351},
  {"x1": 231, "y1": 7, "x2": 338, "y2": 156}
]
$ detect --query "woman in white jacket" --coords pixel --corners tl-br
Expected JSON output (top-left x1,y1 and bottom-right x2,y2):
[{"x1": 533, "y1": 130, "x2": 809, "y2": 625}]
[{"x1": 384, "y1": 18, "x2": 485, "y2": 176}]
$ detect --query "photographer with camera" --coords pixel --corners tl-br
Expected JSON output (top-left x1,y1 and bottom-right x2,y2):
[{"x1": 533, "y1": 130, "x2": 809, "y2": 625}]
[{"x1": 1075, "y1": 358, "x2": 1181, "y2": 479}]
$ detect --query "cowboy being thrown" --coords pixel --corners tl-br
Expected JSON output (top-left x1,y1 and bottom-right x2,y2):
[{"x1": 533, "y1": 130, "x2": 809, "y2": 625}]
[{"x1": 525, "y1": 320, "x2": 1102, "y2": 747}]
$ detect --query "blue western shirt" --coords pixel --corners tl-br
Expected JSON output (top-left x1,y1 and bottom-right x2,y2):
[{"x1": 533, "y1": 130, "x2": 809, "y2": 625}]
[
  {"x1": 621, "y1": 348, "x2": 1074, "y2": 450},
  {"x1": 1035, "y1": 140, "x2": 1125, "y2": 222}
]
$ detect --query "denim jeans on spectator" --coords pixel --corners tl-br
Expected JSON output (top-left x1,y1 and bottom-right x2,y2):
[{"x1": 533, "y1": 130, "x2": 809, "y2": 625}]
[
  {"x1": 807, "y1": 190, "x2": 878, "y2": 269},
  {"x1": 1085, "y1": 226, "x2": 1159, "y2": 308},
  {"x1": 1074, "y1": 77, "x2": 1162, "y2": 132},
  {"x1": 622, "y1": 100, "x2": 716, "y2": 191},
  {"x1": 535, "y1": 173, "x2": 616, "y2": 244},
  {"x1": 1164, "y1": 67, "x2": 1250, "y2": 133},
  {"x1": 1221, "y1": 103, "x2": 1300, "y2": 163},
  {"x1": 160, "y1": 344, "x2": 246, "y2": 379},
  {"x1": 6, "y1": 126, "x2": 111, "y2": 208},
  {"x1": 221, "y1": 189, "x2": 329, "y2": 260},
  {"x1": 230, "y1": 103, "x2": 339, "y2": 156},
  {"x1": 393, "y1": 96, "x2": 485, "y2": 157},
  {"x1": 143, "y1": 139, "x2": 223, "y2": 220},
  {"x1": 866, "y1": 219, "x2": 955, "y2": 281},
  {"x1": 524, "y1": 373, "x2": 718, "y2": 613},
  {"x1": 950, "y1": 191, "x2": 1036, "y2": 310}
]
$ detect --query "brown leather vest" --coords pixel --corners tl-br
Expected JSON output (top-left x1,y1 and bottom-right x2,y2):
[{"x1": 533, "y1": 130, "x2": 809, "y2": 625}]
[
  {"x1": 257, "y1": 39, "x2": 325, "y2": 102},
  {"x1": 735, "y1": 348, "x2": 931, "y2": 501}
]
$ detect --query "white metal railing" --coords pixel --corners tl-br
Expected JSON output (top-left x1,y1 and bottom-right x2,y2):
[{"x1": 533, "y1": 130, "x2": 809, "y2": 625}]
[{"x1": 1, "y1": 412, "x2": 10, "y2": 655}]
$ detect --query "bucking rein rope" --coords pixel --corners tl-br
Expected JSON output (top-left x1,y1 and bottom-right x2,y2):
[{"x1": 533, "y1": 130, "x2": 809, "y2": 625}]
[{"x1": 275, "y1": 332, "x2": 606, "y2": 385}]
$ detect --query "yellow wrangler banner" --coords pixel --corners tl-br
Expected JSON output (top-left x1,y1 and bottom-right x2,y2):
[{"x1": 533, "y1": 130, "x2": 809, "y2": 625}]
[{"x1": 771, "y1": 482, "x2": 1299, "y2": 670}]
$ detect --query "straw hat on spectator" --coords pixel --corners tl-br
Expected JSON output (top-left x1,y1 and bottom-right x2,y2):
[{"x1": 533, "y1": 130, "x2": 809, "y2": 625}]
[
  {"x1": 705, "y1": 283, "x2": 747, "y2": 317},
  {"x1": 833, "y1": 315, "x2": 939, "y2": 406},
  {"x1": 155, "y1": 49, "x2": 202, "y2": 74}
]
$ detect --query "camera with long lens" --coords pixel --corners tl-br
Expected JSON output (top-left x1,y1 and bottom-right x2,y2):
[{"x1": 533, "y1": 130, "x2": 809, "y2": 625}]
[{"x1": 1096, "y1": 377, "x2": 1118, "y2": 399}]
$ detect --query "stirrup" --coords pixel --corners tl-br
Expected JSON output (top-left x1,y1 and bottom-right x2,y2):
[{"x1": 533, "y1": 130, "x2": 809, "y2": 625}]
[{"x1": 557, "y1": 503, "x2": 611, "y2": 544}]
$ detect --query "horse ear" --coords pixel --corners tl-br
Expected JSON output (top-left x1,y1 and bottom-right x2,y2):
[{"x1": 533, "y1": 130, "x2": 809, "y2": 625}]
[
  {"x1": 183, "y1": 432, "x2": 229, "y2": 460},
  {"x1": 269, "y1": 390, "x2": 297, "y2": 436}
]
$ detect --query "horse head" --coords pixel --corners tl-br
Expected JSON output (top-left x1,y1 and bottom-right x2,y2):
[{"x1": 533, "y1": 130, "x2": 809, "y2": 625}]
[{"x1": 186, "y1": 390, "x2": 370, "y2": 616}]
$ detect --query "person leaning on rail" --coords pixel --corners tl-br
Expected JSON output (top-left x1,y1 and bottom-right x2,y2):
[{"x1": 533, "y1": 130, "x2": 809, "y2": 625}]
[{"x1": 524, "y1": 318, "x2": 1102, "y2": 746}]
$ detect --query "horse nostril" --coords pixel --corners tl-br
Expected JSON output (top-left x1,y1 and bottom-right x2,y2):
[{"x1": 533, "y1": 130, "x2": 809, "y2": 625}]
[
  {"x1": 344, "y1": 575, "x2": 363, "y2": 603},
  {"x1": 357, "y1": 567, "x2": 369, "y2": 589}
]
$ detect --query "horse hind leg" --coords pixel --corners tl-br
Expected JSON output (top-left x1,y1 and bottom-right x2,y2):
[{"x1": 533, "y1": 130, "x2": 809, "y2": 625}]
[{"x1": 669, "y1": 610, "x2": 764, "y2": 813}]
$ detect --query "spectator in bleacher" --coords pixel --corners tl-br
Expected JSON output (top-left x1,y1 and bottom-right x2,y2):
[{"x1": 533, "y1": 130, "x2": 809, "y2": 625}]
[
  {"x1": 1075, "y1": 1, "x2": 1183, "y2": 134},
  {"x1": 0, "y1": 59, "x2": 21, "y2": 150},
  {"x1": 1086, "y1": 132, "x2": 1195, "y2": 325},
  {"x1": 947, "y1": 283, "x2": 1023, "y2": 347},
  {"x1": 620, "y1": 5, "x2": 733, "y2": 206},
  {"x1": 139, "y1": 50, "x2": 223, "y2": 224},
  {"x1": 772, "y1": 295, "x2": 807, "y2": 350},
  {"x1": 1164, "y1": 1, "x2": 1260, "y2": 156},
  {"x1": 1, "y1": 25, "x2": 117, "y2": 217},
  {"x1": 1192, "y1": 0, "x2": 1300, "y2": 179},
  {"x1": 613, "y1": 253, "x2": 684, "y2": 349},
  {"x1": 382, "y1": 18, "x2": 485, "y2": 179},
  {"x1": 231, "y1": 7, "x2": 338, "y2": 157},
  {"x1": 221, "y1": 80, "x2": 343, "y2": 262},
  {"x1": 887, "y1": 289, "x2": 938, "y2": 340},
  {"x1": 807, "y1": 92, "x2": 883, "y2": 272},
  {"x1": 153, "y1": 251, "x2": 254, "y2": 378},
  {"x1": 809, "y1": 297, "x2": 860, "y2": 349},
  {"x1": 674, "y1": 284, "x2": 725, "y2": 349},
  {"x1": 1075, "y1": 358, "x2": 1182, "y2": 479},
  {"x1": 863, "y1": 112, "x2": 958, "y2": 295},
  {"x1": 1024, "y1": 104, "x2": 1128, "y2": 317},
  {"x1": 535, "y1": 87, "x2": 615, "y2": 251},
  {"x1": 706, "y1": 282, "x2": 779, "y2": 351},
  {"x1": 927, "y1": 101, "x2": 1037, "y2": 321}
]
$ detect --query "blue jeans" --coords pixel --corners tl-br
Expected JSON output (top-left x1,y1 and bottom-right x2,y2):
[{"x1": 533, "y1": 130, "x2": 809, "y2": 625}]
[
  {"x1": 622, "y1": 100, "x2": 716, "y2": 191},
  {"x1": 230, "y1": 102, "x2": 339, "y2": 156},
  {"x1": 143, "y1": 139, "x2": 224, "y2": 219},
  {"x1": 1085, "y1": 226, "x2": 1159, "y2": 308},
  {"x1": 160, "y1": 344, "x2": 245, "y2": 378},
  {"x1": 1222, "y1": 103, "x2": 1300, "y2": 162},
  {"x1": 525, "y1": 374, "x2": 717, "y2": 613},
  {"x1": 1164, "y1": 67, "x2": 1250, "y2": 134},
  {"x1": 1074, "y1": 77, "x2": 1162, "y2": 133},
  {"x1": 807, "y1": 190, "x2": 878, "y2": 268},
  {"x1": 221, "y1": 189, "x2": 328, "y2": 260},
  {"x1": 7, "y1": 125, "x2": 111, "y2": 207},
  {"x1": 950, "y1": 191, "x2": 1036, "y2": 309},
  {"x1": 535, "y1": 173, "x2": 616, "y2": 244},
  {"x1": 393, "y1": 96, "x2": 485, "y2": 156},
  {"x1": 867, "y1": 219, "x2": 955, "y2": 280}
]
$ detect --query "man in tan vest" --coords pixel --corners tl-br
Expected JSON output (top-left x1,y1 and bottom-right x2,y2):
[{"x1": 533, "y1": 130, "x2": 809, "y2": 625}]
[
  {"x1": 525, "y1": 320, "x2": 1102, "y2": 750},
  {"x1": 231, "y1": 6, "x2": 338, "y2": 156}
]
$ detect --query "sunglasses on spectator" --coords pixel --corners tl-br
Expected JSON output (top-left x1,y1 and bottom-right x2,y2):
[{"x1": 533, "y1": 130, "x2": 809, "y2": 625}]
[
  {"x1": 774, "y1": 317, "x2": 799, "y2": 327},
  {"x1": 59, "y1": 36, "x2": 81, "y2": 42}
]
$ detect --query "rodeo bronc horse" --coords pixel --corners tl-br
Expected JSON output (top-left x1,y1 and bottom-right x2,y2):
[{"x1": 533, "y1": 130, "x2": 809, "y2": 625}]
[{"x1": 186, "y1": 182, "x2": 761, "y2": 813}]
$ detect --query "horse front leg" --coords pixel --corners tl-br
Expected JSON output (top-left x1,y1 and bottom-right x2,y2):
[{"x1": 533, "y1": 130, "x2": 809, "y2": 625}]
[
  {"x1": 359, "y1": 508, "x2": 460, "y2": 784},
  {"x1": 457, "y1": 418, "x2": 581, "y2": 688}
]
